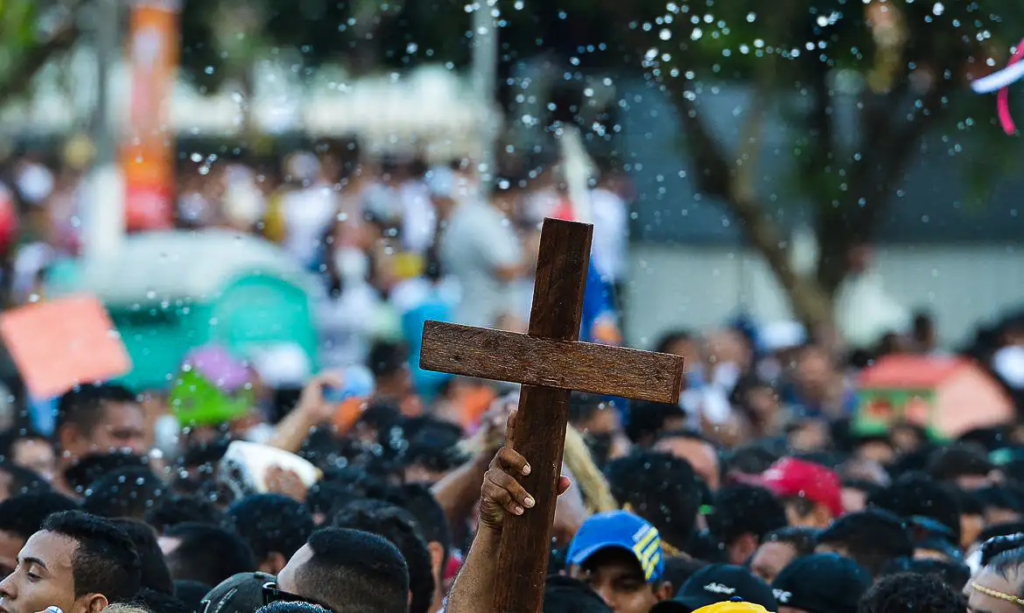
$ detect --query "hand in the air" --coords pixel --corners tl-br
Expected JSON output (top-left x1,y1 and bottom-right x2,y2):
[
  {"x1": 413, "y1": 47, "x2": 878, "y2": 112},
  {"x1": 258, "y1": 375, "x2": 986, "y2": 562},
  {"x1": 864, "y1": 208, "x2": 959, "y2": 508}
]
[
  {"x1": 265, "y1": 466, "x2": 309, "y2": 502},
  {"x1": 479, "y1": 410, "x2": 572, "y2": 532},
  {"x1": 295, "y1": 371, "x2": 344, "y2": 422}
]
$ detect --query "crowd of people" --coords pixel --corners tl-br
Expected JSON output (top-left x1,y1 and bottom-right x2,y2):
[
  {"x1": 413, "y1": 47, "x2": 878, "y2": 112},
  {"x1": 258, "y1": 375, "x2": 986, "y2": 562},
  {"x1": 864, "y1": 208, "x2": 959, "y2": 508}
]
[{"x1": 0, "y1": 140, "x2": 1021, "y2": 613}]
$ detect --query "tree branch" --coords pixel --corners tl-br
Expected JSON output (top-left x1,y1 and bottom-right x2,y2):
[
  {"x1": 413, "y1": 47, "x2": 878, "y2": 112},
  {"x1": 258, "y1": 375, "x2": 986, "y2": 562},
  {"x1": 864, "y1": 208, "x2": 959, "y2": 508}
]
[
  {"x1": 0, "y1": 16, "x2": 80, "y2": 108},
  {"x1": 815, "y1": 69, "x2": 954, "y2": 293}
]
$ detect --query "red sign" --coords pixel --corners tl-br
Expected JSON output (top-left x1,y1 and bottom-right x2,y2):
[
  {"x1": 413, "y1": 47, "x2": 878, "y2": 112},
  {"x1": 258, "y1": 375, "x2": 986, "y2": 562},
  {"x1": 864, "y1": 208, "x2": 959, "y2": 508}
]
[{"x1": 122, "y1": 0, "x2": 180, "y2": 230}]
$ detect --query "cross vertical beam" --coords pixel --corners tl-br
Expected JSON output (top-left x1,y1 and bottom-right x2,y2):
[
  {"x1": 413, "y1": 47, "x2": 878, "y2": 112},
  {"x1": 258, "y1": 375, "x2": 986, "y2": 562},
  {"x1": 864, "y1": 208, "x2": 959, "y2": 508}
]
[
  {"x1": 490, "y1": 219, "x2": 591, "y2": 613},
  {"x1": 419, "y1": 218, "x2": 684, "y2": 613}
]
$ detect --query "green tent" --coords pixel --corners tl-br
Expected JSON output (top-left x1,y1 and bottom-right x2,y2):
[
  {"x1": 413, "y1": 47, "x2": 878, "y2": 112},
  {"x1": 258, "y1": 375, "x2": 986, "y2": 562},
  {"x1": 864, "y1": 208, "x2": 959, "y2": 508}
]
[{"x1": 46, "y1": 230, "x2": 320, "y2": 391}]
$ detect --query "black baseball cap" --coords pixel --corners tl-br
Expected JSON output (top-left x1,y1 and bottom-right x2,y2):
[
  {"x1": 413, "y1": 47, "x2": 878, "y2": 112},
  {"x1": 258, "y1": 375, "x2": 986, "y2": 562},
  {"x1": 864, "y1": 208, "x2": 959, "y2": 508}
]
[
  {"x1": 771, "y1": 553, "x2": 872, "y2": 613},
  {"x1": 651, "y1": 564, "x2": 778, "y2": 613},
  {"x1": 199, "y1": 572, "x2": 276, "y2": 613}
]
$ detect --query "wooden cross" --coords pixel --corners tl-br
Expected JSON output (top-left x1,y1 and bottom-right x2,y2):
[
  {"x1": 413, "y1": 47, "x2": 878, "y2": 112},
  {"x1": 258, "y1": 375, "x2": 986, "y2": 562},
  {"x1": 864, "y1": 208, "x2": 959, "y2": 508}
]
[{"x1": 420, "y1": 218, "x2": 684, "y2": 613}]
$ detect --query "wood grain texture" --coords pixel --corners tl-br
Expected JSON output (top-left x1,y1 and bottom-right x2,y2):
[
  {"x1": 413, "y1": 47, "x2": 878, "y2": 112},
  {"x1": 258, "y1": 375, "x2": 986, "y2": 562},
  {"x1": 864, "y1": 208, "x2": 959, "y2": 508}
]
[
  {"x1": 524, "y1": 218, "x2": 592, "y2": 342},
  {"x1": 416, "y1": 218, "x2": 686, "y2": 613},
  {"x1": 420, "y1": 321, "x2": 684, "y2": 404},
  {"x1": 492, "y1": 384, "x2": 571, "y2": 613},
  {"x1": 493, "y1": 219, "x2": 590, "y2": 613}
]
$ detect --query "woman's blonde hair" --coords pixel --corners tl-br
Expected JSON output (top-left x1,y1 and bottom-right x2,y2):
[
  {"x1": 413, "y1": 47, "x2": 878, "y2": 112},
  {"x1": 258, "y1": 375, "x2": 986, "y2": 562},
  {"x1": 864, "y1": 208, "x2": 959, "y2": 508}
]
[
  {"x1": 462, "y1": 416, "x2": 619, "y2": 514},
  {"x1": 104, "y1": 604, "x2": 151, "y2": 613}
]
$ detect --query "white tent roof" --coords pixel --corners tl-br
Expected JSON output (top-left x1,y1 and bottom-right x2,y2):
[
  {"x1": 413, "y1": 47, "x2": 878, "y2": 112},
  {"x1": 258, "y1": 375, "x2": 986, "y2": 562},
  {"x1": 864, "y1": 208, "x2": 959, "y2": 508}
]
[{"x1": 48, "y1": 229, "x2": 320, "y2": 305}]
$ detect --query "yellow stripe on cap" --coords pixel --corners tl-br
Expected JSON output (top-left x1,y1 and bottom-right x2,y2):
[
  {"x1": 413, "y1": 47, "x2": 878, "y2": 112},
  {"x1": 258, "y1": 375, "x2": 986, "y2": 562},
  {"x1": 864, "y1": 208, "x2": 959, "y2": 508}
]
[{"x1": 631, "y1": 526, "x2": 662, "y2": 580}]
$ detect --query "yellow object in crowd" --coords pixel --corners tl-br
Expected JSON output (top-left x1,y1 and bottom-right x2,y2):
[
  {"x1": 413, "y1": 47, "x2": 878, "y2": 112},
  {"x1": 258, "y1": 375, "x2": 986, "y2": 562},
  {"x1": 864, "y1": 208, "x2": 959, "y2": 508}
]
[{"x1": 692, "y1": 602, "x2": 772, "y2": 613}]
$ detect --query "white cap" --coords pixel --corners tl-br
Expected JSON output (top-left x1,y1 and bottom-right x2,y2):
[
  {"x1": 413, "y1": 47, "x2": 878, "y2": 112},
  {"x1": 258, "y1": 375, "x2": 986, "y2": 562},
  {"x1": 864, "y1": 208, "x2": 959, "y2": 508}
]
[
  {"x1": 247, "y1": 343, "x2": 313, "y2": 389},
  {"x1": 760, "y1": 320, "x2": 807, "y2": 352},
  {"x1": 993, "y1": 346, "x2": 1024, "y2": 389}
]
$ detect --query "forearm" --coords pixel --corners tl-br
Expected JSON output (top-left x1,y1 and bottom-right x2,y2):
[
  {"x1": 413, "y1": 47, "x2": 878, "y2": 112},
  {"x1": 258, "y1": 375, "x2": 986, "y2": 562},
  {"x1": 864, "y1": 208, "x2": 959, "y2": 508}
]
[
  {"x1": 431, "y1": 454, "x2": 490, "y2": 525},
  {"x1": 267, "y1": 409, "x2": 318, "y2": 453},
  {"x1": 445, "y1": 525, "x2": 502, "y2": 613}
]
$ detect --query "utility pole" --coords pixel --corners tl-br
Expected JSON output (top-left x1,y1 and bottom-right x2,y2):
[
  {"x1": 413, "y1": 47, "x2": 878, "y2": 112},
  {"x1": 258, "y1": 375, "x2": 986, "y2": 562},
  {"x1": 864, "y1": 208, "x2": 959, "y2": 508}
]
[
  {"x1": 83, "y1": 0, "x2": 124, "y2": 260},
  {"x1": 471, "y1": 0, "x2": 498, "y2": 186}
]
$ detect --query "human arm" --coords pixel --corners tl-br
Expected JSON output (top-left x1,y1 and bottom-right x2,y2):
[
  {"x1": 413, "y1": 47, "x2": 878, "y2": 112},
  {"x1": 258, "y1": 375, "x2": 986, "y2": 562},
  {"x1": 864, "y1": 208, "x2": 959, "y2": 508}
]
[
  {"x1": 266, "y1": 372, "x2": 342, "y2": 453},
  {"x1": 445, "y1": 411, "x2": 571, "y2": 613}
]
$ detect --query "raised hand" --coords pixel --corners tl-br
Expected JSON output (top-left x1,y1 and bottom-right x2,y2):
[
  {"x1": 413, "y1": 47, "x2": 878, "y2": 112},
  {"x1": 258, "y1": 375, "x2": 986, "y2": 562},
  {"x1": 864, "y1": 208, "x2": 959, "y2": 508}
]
[{"x1": 478, "y1": 410, "x2": 571, "y2": 532}]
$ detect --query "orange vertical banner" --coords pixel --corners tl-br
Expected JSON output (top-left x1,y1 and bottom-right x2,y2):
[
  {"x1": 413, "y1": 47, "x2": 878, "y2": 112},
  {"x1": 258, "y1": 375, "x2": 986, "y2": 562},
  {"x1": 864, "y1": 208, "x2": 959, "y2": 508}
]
[{"x1": 122, "y1": 0, "x2": 180, "y2": 231}]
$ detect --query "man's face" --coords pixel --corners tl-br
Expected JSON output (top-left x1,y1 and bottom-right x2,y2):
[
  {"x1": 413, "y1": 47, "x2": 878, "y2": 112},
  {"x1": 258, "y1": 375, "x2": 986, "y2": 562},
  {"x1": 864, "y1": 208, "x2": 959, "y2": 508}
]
[
  {"x1": 63, "y1": 403, "x2": 146, "y2": 462},
  {"x1": 841, "y1": 487, "x2": 868, "y2": 514},
  {"x1": 653, "y1": 437, "x2": 719, "y2": 490},
  {"x1": 276, "y1": 544, "x2": 311, "y2": 595},
  {"x1": 785, "y1": 501, "x2": 831, "y2": 529},
  {"x1": 0, "y1": 532, "x2": 24, "y2": 580},
  {"x1": 966, "y1": 565, "x2": 1022, "y2": 613},
  {"x1": 0, "y1": 531, "x2": 80, "y2": 613},
  {"x1": 750, "y1": 541, "x2": 797, "y2": 584},
  {"x1": 571, "y1": 549, "x2": 662, "y2": 613},
  {"x1": 11, "y1": 440, "x2": 55, "y2": 483},
  {"x1": 779, "y1": 608, "x2": 810, "y2": 613}
]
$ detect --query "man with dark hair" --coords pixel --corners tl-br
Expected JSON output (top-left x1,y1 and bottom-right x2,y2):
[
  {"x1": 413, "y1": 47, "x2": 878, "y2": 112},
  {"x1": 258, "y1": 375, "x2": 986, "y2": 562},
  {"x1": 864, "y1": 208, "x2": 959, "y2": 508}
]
[
  {"x1": 749, "y1": 527, "x2": 819, "y2": 584},
  {"x1": 706, "y1": 485, "x2": 788, "y2": 566},
  {"x1": 624, "y1": 401, "x2": 687, "y2": 448},
  {"x1": 226, "y1": 494, "x2": 315, "y2": 575},
  {"x1": 860, "y1": 572, "x2": 965, "y2": 613},
  {"x1": 815, "y1": 509, "x2": 914, "y2": 578},
  {"x1": 976, "y1": 486, "x2": 1024, "y2": 526},
  {"x1": 367, "y1": 342, "x2": 413, "y2": 403},
  {"x1": 0, "y1": 493, "x2": 79, "y2": 578},
  {"x1": 0, "y1": 463, "x2": 51, "y2": 502},
  {"x1": 0, "y1": 429, "x2": 55, "y2": 483},
  {"x1": 276, "y1": 527, "x2": 409, "y2": 613},
  {"x1": 160, "y1": 522, "x2": 256, "y2": 587},
  {"x1": 566, "y1": 394, "x2": 630, "y2": 466},
  {"x1": 926, "y1": 443, "x2": 995, "y2": 491},
  {"x1": 0, "y1": 510, "x2": 141, "y2": 613},
  {"x1": 880, "y1": 558, "x2": 971, "y2": 592},
  {"x1": 965, "y1": 547, "x2": 1024, "y2": 613},
  {"x1": 868, "y1": 473, "x2": 962, "y2": 544},
  {"x1": 55, "y1": 384, "x2": 146, "y2": 474},
  {"x1": 605, "y1": 451, "x2": 703, "y2": 554},
  {"x1": 62, "y1": 453, "x2": 149, "y2": 497},
  {"x1": 771, "y1": 553, "x2": 871, "y2": 613},
  {"x1": 174, "y1": 580, "x2": 214, "y2": 613},
  {"x1": 394, "y1": 420, "x2": 466, "y2": 484},
  {"x1": 332, "y1": 499, "x2": 433, "y2": 613},
  {"x1": 109, "y1": 519, "x2": 174, "y2": 595},
  {"x1": 383, "y1": 484, "x2": 451, "y2": 613},
  {"x1": 82, "y1": 467, "x2": 168, "y2": 521},
  {"x1": 143, "y1": 494, "x2": 225, "y2": 533},
  {"x1": 652, "y1": 431, "x2": 720, "y2": 491},
  {"x1": 543, "y1": 576, "x2": 612, "y2": 613},
  {"x1": 566, "y1": 511, "x2": 674, "y2": 612}
]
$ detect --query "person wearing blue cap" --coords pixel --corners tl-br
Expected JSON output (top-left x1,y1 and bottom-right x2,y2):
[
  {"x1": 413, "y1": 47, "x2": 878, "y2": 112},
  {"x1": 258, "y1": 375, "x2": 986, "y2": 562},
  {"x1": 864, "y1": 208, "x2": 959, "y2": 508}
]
[{"x1": 566, "y1": 511, "x2": 674, "y2": 613}]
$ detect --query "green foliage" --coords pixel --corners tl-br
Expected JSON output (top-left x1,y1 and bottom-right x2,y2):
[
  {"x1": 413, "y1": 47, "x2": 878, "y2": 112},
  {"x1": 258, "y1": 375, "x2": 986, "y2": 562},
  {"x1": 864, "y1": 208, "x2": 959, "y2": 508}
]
[{"x1": 0, "y1": 0, "x2": 40, "y2": 77}]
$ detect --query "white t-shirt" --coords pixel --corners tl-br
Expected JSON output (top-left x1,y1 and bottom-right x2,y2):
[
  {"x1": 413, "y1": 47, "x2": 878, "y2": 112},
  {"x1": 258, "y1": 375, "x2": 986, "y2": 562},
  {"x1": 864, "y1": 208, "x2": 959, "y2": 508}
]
[
  {"x1": 317, "y1": 283, "x2": 383, "y2": 368},
  {"x1": 281, "y1": 184, "x2": 338, "y2": 267},
  {"x1": 399, "y1": 181, "x2": 437, "y2": 254},
  {"x1": 440, "y1": 200, "x2": 521, "y2": 327},
  {"x1": 589, "y1": 188, "x2": 629, "y2": 283}
]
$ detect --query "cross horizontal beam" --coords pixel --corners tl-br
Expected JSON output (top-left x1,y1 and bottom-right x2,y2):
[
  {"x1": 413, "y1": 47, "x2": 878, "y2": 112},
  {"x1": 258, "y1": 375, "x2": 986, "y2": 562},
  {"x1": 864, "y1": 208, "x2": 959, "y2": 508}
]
[{"x1": 420, "y1": 320, "x2": 684, "y2": 404}]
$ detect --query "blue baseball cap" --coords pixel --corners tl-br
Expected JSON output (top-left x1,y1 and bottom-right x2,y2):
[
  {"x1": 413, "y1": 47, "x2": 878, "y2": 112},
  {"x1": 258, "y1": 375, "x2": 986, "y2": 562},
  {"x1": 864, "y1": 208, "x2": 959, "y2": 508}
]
[{"x1": 567, "y1": 511, "x2": 665, "y2": 582}]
